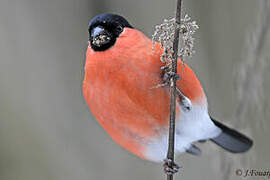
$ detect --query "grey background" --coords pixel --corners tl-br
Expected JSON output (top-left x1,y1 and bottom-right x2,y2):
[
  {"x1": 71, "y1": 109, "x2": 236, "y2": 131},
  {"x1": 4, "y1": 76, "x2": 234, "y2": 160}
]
[{"x1": 0, "y1": 0, "x2": 269, "y2": 180}]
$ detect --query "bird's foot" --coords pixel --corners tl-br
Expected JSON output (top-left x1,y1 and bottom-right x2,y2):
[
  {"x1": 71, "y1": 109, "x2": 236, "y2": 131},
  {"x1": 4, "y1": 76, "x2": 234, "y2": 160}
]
[
  {"x1": 163, "y1": 158, "x2": 181, "y2": 175},
  {"x1": 162, "y1": 71, "x2": 181, "y2": 84}
]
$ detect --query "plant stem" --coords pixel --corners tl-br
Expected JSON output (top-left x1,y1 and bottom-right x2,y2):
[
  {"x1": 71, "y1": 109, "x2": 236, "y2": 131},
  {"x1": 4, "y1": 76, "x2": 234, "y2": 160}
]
[{"x1": 166, "y1": 0, "x2": 182, "y2": 180}]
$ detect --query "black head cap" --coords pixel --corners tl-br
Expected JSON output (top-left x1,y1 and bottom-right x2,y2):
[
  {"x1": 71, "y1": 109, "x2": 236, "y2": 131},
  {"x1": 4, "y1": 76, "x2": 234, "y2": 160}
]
[{"x1": 88, "y1": 13, "x2": 133, "y2": 51}]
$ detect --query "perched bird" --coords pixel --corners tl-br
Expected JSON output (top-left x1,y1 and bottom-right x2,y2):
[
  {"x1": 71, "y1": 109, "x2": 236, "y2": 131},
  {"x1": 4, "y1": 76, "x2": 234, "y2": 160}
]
[{"x1": 83, "y1": 13, "x2": 253, "y2": 168}]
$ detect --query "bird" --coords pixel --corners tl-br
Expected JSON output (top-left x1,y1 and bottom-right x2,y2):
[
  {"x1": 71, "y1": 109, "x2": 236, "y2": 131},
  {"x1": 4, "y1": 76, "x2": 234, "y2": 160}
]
[{"x1": 83, "y1": 13, "x2": 253, "y2": 173}]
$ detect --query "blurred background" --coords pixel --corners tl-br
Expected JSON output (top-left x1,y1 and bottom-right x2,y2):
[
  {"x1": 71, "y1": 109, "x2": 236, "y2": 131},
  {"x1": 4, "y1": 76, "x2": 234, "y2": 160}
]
[{"x1": 0, "y1": 0, "x2": 269, "y2": 180}]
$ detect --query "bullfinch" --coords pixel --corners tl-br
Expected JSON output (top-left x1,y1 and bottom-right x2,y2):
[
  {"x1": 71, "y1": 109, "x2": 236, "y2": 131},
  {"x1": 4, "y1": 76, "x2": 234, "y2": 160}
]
[{"x1": 83, "y1": 13, "x2": 253, "y2": 164}]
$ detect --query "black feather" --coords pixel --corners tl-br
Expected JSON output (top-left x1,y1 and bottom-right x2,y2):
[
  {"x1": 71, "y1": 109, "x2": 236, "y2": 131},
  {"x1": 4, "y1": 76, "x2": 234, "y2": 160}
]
[{"x1": 210, "y1": 117, "x2": 253, "y2": 153}]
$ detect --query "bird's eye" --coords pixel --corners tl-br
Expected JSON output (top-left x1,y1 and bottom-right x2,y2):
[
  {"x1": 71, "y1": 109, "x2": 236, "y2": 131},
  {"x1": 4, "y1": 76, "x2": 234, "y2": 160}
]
[{"x1": 116, "y1": 26, "x2": 123, "y2": 33}]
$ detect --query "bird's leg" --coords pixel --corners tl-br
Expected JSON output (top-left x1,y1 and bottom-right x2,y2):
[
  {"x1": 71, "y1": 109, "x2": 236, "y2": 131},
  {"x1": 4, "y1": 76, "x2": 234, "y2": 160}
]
[
  {"x1": 161, "y1": 64, "x2": 181, "y2": 84},
  {"x1": 161, "y1": 67, "x2": 192, "y2": 111},
  {"x1": 163, "y1": 158, "x2": 181, "y2": 175}
]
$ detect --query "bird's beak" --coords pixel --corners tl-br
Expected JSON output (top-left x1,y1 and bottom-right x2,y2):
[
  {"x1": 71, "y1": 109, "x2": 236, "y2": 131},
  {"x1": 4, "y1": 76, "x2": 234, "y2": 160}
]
[{"x1": 91, "y1": 26, "x2": 111, "y2": 47}]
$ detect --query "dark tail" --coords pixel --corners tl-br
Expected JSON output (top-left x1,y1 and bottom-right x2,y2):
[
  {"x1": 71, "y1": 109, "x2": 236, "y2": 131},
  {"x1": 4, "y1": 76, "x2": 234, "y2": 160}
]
[{"x1": 210, "y1": 117, "x2": 253, "y2": 153}]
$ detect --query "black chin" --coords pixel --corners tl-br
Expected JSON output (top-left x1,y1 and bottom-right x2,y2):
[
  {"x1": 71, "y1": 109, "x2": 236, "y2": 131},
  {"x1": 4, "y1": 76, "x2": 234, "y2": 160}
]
[{"x1": 90, "y1": 38, "x2": 116, "y2": 51}]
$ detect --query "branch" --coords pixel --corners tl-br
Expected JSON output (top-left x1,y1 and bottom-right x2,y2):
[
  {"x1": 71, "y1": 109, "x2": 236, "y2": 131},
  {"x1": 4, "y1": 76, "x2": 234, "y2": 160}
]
[
  {"x1": 152, "y1": 0, "x2": 199, "y2": 178},
  {"x1": 166, "y1": 0, "x2": 182, "y2": 180}
]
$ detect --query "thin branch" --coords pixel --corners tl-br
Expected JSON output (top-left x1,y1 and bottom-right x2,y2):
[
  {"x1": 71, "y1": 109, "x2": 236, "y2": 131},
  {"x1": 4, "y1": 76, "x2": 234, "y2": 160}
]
[{"x1": 166, "y1": 0, "x2": 182, "y2": 180}]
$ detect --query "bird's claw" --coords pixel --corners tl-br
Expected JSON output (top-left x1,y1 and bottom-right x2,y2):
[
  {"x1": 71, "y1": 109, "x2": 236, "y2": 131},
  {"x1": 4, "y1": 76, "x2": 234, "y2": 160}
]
[
  {"x1": 162, "y1": 70, "x2": 181, "y2": 84},
  {"x1": 166, "y1": 72, "x2": 181, "y2": 81},
  {"x1": 163, "y1": 158, "x2": 181, "y2": 175}
]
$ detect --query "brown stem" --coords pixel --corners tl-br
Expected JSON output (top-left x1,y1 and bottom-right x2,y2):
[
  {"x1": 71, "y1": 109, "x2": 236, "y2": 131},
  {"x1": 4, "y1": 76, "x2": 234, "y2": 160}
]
[{"x1": 166, "y1": 0, "x2": 182, "y2": 180}]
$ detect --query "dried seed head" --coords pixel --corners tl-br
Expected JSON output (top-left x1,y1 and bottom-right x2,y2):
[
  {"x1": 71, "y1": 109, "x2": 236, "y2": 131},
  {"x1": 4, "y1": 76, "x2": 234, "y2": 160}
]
[{"x1": 152, "y1": 14, "x2": 199, "y2": 72}]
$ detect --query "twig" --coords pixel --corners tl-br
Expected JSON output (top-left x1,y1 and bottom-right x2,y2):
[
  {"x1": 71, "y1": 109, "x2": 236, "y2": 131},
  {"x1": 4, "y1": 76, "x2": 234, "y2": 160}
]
[{"x1": 166, "y1": 0, "x2": 182, "y2": 180}]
